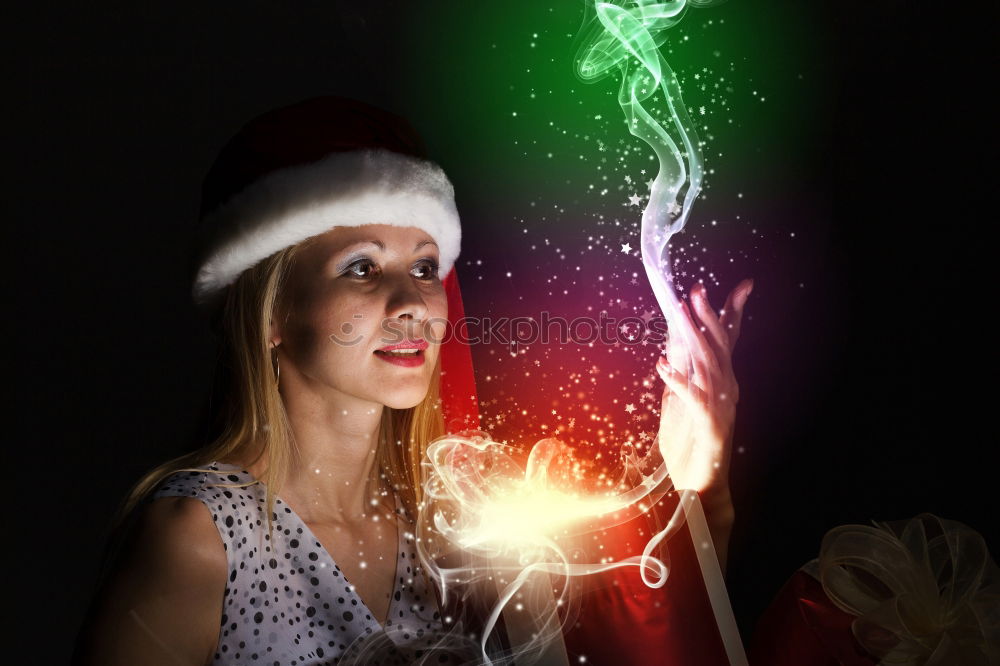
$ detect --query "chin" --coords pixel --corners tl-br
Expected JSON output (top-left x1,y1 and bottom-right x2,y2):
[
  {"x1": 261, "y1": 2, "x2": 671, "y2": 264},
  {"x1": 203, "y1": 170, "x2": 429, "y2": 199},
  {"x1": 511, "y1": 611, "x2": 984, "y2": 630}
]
[
  {"x1": 382, "y1": 393, "x2": 428, "y2": 410},
  {"x1": 376, "y1": 380, "x2": 431, "y2": 410}
]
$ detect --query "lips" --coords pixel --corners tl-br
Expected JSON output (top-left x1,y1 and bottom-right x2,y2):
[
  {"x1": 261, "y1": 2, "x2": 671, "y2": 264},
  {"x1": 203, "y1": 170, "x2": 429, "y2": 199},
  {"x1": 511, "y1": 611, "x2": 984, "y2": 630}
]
[
  {"x1": 376, "y1": 339, "x2": 429, "y2": 353},
  {"x1": 372, "y1": 338, "x2": 428, "y2": 367},
  {"x1": 374, "y1": 347, "x2": 426, "y2": 367}
]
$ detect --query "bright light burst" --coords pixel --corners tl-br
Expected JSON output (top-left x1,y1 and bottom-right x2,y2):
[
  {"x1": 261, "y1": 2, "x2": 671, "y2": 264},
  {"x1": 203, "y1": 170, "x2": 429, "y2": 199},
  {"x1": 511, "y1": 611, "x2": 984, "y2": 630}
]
[
  {"x1": 417, "y1": 431, "x2": 677, "y2": 665},
  {"x1": 424, "y1": 435, "x2": 649, "y2": 555}
]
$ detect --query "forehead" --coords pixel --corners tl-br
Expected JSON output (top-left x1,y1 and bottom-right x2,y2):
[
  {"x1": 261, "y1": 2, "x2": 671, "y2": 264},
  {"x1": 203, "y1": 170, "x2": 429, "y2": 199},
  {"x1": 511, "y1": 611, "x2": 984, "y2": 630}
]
[{"x1": 303, "y1": 223, "x2": 437, "y2": 255}]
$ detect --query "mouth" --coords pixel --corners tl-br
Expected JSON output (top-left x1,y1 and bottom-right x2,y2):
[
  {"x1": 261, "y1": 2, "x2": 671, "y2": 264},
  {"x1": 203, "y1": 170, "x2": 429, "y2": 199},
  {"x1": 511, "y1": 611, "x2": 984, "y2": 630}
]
[{"x1": 373, "y1": 342, "x2": 427, "y2": 367}]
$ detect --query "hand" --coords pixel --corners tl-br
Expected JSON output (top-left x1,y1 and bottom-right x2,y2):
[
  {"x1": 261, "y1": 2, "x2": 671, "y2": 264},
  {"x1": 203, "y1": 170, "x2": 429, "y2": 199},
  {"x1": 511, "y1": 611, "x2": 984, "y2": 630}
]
[{"x1": 655, "y1": 279, "x2": 752, "y2": 508}]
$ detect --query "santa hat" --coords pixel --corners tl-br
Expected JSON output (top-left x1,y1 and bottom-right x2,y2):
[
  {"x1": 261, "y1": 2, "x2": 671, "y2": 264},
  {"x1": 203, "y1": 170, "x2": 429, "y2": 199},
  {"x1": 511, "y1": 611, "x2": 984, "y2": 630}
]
[{"x1": 190, "y1": 95, "x2": 479, "y2": 432}]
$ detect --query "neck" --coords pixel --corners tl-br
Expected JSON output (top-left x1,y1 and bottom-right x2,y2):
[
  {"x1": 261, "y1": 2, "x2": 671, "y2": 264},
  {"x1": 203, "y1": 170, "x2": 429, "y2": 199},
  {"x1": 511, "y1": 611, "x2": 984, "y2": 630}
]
[{"x1": 245, "y1": 371, "x2": 388, "y2": 526}]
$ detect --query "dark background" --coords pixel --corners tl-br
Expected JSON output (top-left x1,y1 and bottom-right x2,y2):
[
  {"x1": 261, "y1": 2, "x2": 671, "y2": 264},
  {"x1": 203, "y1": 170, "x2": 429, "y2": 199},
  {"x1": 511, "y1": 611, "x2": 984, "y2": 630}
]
[{"x1": 6, "y1": 1, "x2": 992, "y2": 661}]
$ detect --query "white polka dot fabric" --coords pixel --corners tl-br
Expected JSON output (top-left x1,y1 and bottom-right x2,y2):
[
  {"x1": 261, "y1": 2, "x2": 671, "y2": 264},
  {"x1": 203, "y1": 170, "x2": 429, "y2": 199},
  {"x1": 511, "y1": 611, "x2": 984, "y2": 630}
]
[{"x1": 151, "y1": 461, "x2": 447, "y2": 665}]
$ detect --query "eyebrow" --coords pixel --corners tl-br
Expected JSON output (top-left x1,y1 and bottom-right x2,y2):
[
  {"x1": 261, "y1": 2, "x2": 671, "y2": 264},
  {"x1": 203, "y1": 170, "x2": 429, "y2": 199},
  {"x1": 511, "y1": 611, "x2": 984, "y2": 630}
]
[{"x1": 346, "y1": 239, "x2": 438, "y2": 253}]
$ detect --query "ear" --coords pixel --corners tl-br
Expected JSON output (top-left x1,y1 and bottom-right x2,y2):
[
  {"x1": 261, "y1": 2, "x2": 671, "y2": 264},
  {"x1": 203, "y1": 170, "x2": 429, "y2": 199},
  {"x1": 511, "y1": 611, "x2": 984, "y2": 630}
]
[
  {"x1": 268, "y1": 314, "x2": 283, "y2": 348},
  {"x1": 269, "y1": 284, "x2": 293, "y2": 346},
  {"x1": 269, "y1": 324, "x2": 282, "y2": 347}
]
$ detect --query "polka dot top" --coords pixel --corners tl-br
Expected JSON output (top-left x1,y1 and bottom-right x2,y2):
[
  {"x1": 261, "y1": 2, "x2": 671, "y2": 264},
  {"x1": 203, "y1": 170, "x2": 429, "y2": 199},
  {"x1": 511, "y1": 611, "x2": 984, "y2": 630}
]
[{"x1": 150, "y1": 461, "x2": 445, "y2": 665}]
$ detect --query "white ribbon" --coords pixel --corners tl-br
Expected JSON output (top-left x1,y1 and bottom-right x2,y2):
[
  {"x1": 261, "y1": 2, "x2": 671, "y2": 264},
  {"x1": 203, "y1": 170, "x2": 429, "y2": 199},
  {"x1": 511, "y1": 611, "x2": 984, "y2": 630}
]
[{"x1": 801, "y1": 513, "x2": 1000, "y2": 665}]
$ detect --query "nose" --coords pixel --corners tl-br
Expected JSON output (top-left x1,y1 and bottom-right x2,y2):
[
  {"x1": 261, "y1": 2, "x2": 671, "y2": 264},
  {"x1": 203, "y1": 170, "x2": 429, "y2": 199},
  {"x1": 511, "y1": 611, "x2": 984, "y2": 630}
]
[{"x1": 383, "y1": 273, "x2": 429, "y2": 334}]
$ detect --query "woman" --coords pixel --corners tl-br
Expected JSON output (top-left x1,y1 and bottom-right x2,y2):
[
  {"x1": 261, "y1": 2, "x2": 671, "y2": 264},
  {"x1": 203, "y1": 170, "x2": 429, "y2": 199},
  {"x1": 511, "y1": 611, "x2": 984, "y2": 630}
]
[{"x1": 73, "y1": 95, "x2": 752, "y2": 665}]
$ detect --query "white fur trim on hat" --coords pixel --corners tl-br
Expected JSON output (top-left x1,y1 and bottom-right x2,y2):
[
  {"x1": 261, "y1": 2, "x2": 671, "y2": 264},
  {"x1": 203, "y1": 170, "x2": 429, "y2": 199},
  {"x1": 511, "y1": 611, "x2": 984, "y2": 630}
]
[{"x1": 192, "y1": 148, "x2": 461, "y2": 307}]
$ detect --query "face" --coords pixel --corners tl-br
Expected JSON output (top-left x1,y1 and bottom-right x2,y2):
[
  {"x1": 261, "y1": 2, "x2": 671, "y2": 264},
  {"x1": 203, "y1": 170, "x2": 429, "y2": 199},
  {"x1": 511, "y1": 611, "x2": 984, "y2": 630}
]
[{"x1": 272, "y1": 224, "x2": 448, "y2": 410}]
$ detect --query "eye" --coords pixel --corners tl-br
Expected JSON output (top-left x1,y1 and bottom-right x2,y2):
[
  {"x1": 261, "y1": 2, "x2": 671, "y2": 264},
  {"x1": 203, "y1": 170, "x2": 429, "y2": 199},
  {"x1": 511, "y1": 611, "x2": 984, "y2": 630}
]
[
  {"x1": 342, "y1": 258, "x2": 439, "y2": 281},
  {"x1": 413, "y1": 259, "x2": 440, "y2": 281},
  {"x1": 344, "y1": 258, "x2": 379, "y2": 279}
]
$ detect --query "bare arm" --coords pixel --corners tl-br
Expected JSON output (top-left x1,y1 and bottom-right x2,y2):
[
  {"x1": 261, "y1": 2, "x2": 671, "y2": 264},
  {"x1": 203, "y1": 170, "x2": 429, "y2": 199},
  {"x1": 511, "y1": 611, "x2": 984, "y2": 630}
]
[
  {"x1": 655, "y1": 280, "x2": 752, "y2": 578},
  {"x1": 73, "y1": 497, "x2": 228, "y2": 666},
  {"x1": 701, "y1": 488, "x2": 735, "y2": 576}
]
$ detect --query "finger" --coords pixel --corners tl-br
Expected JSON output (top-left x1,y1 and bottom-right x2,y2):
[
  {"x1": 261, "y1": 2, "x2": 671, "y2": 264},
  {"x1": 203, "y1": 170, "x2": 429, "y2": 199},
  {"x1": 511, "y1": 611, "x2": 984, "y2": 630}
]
[
  {"x1": 689, "y1": 283, "x2": 729, "y2": 356},
  {"x1": 658, "y1": 353, "x2": 682, "y2": 380},
  {"x1": 664, "y1": 329, "x2": 702, "y2": 390},
  {"x1": 672, "y1": 298, "x2": 718, "y2": 393},
  {"x1": 681, "y1": 293, "x2": 721, "y2": 377},
  {"x1": 664, "y1": 333, "x2": 690, "y2": 379},
  {"x1": 666, "y1": 335, "x2": 711, "y2": 401},
  {"x1": 689, "y1": 283, "x2": 734, "y2": 378},
  {"x1": 657, "y1": 356, "x2": 710, "y2": 412},
  {"x1": 719, "y1": 278, "x2": 753, "y2": 349}
]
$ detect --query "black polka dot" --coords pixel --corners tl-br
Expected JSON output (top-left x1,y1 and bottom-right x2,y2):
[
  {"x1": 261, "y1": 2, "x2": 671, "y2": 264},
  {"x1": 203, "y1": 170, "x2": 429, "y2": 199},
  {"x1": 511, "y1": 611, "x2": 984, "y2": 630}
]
[{"x1": 149, "y1": 461, "x2": 442, "y2": 662}]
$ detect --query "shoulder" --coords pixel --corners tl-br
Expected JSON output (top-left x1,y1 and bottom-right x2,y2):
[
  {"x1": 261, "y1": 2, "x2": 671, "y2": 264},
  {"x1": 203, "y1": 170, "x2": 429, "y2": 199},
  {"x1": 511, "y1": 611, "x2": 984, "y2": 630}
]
[
  {"x1": 152, "y1": 463, "x2": 261, "y2": 509},
  {"x1": 139, "y1": 494, "x2": 229, "y2": 569},
  {"x1": 116, "y1": 496, "x2": 229, "y2": 603},
  {"x1": 151, "y1": 464, "x2": 224, "y2": 500},
  {"x1": 72, "y1": 496, "x2": 227, "y2": 665},
  {"x1": 137, "y1": 464, "x2": 238, "y2": 594}
]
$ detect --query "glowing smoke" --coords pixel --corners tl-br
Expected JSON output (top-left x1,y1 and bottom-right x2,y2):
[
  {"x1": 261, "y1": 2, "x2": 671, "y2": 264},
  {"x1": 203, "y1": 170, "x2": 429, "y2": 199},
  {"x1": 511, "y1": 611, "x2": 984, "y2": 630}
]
[{"x1": 575, "y1": 0, "x2": 728, "y2": 363}]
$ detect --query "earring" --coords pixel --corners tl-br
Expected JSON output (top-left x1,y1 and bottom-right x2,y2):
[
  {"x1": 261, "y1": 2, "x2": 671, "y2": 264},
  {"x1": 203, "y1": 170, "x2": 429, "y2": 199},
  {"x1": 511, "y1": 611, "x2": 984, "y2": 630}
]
[{"x1": 270, "y1": 342, "x2": 281, "y2": 387}]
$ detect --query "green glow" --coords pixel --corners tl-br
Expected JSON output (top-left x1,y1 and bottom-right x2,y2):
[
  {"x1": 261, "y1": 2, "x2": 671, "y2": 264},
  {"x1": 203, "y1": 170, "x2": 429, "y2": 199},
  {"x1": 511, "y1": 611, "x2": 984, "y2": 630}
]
[{"x1": 575, "y1": 0, "x2": 727, "y2": 327}]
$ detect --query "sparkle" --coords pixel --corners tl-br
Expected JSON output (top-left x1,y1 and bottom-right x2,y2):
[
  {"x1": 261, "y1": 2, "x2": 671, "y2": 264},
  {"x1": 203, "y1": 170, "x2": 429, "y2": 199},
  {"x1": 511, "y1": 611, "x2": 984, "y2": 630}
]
[{"x1": 420, "y1": 3, "x2": 731, "y2": 644}]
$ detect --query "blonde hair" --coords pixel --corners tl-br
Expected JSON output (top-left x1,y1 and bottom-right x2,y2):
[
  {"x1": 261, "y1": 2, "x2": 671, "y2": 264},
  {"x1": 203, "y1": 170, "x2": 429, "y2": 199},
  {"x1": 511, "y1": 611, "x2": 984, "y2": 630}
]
[{"x1": 111, "y1": 237, "x2": 444, "y2": 543}]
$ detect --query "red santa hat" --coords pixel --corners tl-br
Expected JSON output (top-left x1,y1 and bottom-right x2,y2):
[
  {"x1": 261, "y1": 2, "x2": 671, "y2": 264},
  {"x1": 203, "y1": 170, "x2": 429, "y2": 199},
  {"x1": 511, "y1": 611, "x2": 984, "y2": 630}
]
[
  {"x1": 191, "y1": 95, "x2": 479, "y2": 433},
  {"x1": 191, "y1": 96, "x2": 461, "y2": 307}
]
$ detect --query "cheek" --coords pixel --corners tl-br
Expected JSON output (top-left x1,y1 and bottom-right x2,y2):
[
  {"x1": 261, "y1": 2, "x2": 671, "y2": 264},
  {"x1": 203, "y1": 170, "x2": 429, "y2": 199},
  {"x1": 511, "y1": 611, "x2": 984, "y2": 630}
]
[
  {"x1": 421, "y1": 318, "x2": 449, "y2": 347},
  {"x1": 286, "y1": 293, "x2": 374, "y2": 361},
  {"x1": 422, "y1": 292, "x2": 450, "y2": 344}
]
